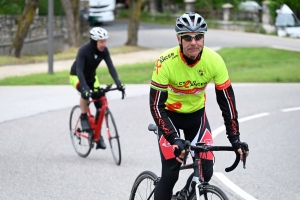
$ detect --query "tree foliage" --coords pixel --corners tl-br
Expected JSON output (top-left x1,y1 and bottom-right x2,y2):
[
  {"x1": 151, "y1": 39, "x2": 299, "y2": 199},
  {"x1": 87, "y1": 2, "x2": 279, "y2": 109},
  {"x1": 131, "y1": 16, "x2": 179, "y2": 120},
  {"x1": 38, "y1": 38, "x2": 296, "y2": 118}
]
[
  {"x1": 0, "y1": 0, "x2": 25, "y2": 14},
  {"x1": 0, "y1": 0, "x2": 63, "y2": 15},
  {"x1": 37, "y1": 0, "x2": 64, "y2": 16}
]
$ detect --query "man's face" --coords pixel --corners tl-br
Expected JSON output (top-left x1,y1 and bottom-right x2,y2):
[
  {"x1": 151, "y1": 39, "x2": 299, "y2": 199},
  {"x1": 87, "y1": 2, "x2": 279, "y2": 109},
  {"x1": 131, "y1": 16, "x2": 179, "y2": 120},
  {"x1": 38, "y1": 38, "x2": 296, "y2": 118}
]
[
  {"x1": 97, "y1": 40, "x2": 107, "y2": 51},
  {"x1": 177, "y1": 32, "x2": 204, "y2": 59}
]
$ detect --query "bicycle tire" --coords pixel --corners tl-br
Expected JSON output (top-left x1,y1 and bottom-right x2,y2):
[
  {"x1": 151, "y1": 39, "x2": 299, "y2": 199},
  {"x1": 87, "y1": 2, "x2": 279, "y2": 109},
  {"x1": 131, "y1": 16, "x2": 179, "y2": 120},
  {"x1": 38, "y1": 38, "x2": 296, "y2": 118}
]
[
  {"x1": 129, "y1": 171, "x2": 158, "y2": 200},
  {"x1": 69, "y1": 105, "x2": 93, "y2": 157},
  {"x1": 189, "y1": 184, "x2": 229, "y2": 200},
  {"x1": 105, "y1": 108, "x2": 121, "y2": 165}
]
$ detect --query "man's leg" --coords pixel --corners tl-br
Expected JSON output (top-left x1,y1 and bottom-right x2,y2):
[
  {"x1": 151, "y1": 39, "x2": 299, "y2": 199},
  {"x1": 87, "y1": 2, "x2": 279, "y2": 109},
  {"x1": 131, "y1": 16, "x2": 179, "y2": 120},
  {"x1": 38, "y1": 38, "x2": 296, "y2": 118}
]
[
  {"x1": 92, "y1": 76, "x2": 106, "y2": 150},
  {"x1": 70, "y1": 75, "x2": 91, "y2": 132},
  {"x1": 154, "y1": 159, "x2": 179, "y2": 200},
  {"x1": 79, "y1": 97, "x2": 91, "y2": 131}
]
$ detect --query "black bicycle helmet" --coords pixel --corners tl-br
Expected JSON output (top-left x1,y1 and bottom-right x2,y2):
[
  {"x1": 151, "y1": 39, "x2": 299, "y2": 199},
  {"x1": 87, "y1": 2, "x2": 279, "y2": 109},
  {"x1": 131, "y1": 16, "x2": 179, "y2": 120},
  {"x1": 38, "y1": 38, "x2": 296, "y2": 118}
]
[{"x1": 175, "y1": 12, "x2": 207, "y2": 34}]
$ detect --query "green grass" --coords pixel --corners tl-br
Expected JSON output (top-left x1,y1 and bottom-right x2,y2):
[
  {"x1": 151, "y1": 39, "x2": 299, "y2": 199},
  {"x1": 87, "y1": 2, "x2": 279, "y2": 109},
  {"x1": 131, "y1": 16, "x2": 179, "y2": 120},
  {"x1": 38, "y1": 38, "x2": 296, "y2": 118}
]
[
  {"x1": 0, "y1": 62, "x2": 155, "y2": 85},
  {"x1": 0, "y1": 47, "x2": 299, "y2": 85},
  {"x1": 0, "y1": 45, "x2": 150, "y2": 66},
  {"x1": 218, "y1": 47, "x2": 300, "y2": 82}
]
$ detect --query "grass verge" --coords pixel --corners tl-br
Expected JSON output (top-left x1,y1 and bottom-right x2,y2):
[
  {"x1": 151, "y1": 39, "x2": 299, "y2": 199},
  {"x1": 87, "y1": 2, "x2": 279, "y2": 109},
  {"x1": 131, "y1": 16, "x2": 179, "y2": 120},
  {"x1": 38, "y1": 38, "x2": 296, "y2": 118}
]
[
  {"x1": 0, "y1": 47, "x2": 299, "y2": 85},
  {"x1": 0, "y1": 45, "x2": 150, "y2": 66}
]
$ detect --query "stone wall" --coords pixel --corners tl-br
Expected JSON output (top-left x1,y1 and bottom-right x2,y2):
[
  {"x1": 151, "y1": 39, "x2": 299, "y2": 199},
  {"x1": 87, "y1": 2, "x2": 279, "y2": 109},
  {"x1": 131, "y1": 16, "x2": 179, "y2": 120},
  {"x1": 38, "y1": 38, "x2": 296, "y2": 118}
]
[
  {"x1": 0, "y1": 34, "x2": 65, "y2": 56},
  {"x1": 0, "y1": 15, "x2": 66, "y2": 55}
]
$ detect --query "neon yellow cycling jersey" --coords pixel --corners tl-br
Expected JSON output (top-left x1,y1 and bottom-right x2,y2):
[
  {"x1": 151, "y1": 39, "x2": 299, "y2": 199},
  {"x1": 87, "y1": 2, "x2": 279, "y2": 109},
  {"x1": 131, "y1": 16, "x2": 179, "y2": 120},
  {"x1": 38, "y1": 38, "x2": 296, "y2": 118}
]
[{"x1": 151, "y1": 46, "x2": 231, "y2": 113}]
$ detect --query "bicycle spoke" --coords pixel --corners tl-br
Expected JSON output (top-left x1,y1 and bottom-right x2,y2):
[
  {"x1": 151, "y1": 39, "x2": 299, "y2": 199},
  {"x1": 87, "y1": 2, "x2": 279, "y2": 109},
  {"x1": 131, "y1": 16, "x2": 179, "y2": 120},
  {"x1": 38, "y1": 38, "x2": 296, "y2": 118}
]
[
  {"x1": 69, "y1": 105, "x2": 93, "y2": 157},
  {"x1": 105, "y1": 108, "x2": 121, "y2": 165}
]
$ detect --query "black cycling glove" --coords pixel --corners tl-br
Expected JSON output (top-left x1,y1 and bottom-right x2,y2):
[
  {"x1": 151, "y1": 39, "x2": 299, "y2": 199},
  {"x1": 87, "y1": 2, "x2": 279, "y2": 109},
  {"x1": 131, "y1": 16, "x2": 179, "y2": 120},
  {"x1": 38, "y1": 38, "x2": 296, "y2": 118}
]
[
  {"x1": 117, "y1": 83, "x2": 125, "y2": 92},
  {"x1": 173, "y1": 138, "x2": 185, "y2": 157},
  {"x1": 81, "y1": 88, "x2": 90, "y2": 100},
  {"x1": 231, "y1": 139, "x2": 249, "y2": 151}
]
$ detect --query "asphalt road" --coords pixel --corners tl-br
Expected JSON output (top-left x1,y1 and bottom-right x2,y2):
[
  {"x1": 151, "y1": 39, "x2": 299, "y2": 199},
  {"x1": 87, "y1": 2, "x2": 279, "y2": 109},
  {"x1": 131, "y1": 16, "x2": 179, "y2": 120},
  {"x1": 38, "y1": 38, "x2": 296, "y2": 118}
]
[
  {"x1": 103, "y1": 21, "x2": 300, "y2": 52},
  {"x1": 1, "y1": 22, "x2": 300, "y2": 200},
  {"x1": 0, "y1": 84, "x2": 299, "y2": 200}
]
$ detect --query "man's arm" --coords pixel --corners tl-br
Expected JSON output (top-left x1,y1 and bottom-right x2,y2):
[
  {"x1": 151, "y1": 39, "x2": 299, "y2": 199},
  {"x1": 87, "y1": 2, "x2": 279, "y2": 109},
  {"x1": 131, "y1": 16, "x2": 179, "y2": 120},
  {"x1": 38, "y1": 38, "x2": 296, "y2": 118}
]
[
  {"x1": 215, "y1": 82, "x2": 240, "y2": 144},
  {"x1": 149, "y1": 87, "x2": 178, "y2": 144},
  {"x1": 76, "y1": 49, "x2": 89, "y2": 91},
  {"x1": 103, "y1": 48, "x2": 121, "y2": 86}
]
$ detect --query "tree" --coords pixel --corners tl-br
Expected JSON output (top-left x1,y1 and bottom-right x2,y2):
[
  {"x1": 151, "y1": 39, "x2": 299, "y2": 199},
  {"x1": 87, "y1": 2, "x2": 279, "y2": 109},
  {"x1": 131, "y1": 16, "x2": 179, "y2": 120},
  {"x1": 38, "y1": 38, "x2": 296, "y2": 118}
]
[
  {"x1": 9, "y1": 0, "x2": 40, "y2": 58},
  {"x1": 125, "y1": 0, "x2": 142, "y2": 46},
  {"x1": 60, "y1": 0, "x2": 82, "y2": 47}
]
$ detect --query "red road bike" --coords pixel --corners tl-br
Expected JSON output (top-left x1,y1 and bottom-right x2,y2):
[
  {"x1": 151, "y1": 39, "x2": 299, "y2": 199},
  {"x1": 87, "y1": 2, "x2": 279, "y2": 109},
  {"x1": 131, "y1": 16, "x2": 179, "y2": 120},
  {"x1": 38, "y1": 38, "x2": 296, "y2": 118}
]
[{"x1": 69, "y1": 84, "x2": 125, "y2": 165}]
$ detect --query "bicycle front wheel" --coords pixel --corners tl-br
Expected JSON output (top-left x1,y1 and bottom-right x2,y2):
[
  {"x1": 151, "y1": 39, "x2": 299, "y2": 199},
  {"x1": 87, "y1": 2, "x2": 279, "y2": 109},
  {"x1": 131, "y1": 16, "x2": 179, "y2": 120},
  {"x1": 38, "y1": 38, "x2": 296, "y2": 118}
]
[
  {"x1": 105, "y1": 108, "x2": 121, "y2": 165},
  {"x1": 69, "y1": 105, "x2": 92, "y2": 157},
  {"x1": 189, "y1": 184, "x2": 229, "y2": 200},
  {"x1": 129, "y1": 171, "x2": 158, "y2": 200}
]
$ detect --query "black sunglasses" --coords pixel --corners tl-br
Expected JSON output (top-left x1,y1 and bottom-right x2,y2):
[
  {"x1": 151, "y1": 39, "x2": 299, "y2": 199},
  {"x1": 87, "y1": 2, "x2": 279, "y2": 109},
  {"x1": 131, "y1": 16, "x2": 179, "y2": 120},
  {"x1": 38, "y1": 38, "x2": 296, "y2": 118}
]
[{"x1": 181, "y1": 34, "x2": 204, "y2": 42}]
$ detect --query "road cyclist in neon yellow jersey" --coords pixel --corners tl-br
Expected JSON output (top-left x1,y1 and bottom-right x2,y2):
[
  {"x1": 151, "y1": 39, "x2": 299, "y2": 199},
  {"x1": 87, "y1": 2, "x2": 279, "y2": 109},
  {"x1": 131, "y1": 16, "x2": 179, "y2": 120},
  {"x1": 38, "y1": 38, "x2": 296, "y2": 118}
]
[{"x1": 149, "y1": 12, "x2": 250, "y2": 200}]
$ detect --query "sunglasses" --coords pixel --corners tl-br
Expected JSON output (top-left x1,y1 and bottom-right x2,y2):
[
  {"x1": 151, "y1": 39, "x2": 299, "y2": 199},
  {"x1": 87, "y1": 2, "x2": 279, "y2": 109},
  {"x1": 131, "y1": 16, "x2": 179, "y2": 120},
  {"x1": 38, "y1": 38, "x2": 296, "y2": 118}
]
[{"x1": 181, "y1": 34, "x2": 204, "y2": 42}]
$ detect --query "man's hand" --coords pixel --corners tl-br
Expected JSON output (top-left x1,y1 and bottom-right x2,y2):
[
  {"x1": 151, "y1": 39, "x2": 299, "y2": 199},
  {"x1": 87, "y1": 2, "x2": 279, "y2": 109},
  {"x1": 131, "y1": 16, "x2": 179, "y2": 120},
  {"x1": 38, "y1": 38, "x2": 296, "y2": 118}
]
[
  {"x1": 82, "y1": 89, "x2": 91, "y2": 100},
  {"x1": 231, "y1": 140, "x2": 249, "y2": 161},
  {"x1": 117, "y1": 83, "x2": 125, "y2": 92},
  {"x1": 172, "y1": 138, "x2": 185, "y2": 163}
]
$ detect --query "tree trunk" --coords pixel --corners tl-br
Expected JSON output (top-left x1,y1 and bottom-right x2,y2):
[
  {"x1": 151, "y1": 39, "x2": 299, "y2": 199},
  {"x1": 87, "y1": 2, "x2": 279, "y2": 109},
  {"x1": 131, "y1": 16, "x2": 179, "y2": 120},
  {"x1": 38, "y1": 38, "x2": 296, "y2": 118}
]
[
  {"x1": 70, "y1": 0, "x2": 82, "y2": 45},
  {"x1": 60, "y1": 0, "x2": 76, "y2": 47},
  {"x1": 9, "y1": 0, "x2": 40, "y2": 58},
  {"x1": 61, "y1": 0, "x2": 82, "y2": 47},
  {"x1": 125, "y1": 0, "x2": 142, "y2": 46}
]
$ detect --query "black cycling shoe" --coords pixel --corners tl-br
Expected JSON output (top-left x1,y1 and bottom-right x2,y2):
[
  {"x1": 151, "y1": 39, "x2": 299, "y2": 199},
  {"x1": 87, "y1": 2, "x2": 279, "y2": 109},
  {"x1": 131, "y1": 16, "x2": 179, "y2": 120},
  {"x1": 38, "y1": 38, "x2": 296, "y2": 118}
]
[
  {"x1": 80, "y1": 116, "x2": 91, "y2": 132},
  {"x1": 175, "y1": 189, "x2": 189, "y2": 200},
  {"x1": 96, "y1": 135, "x2": 106, "y2": 150}
]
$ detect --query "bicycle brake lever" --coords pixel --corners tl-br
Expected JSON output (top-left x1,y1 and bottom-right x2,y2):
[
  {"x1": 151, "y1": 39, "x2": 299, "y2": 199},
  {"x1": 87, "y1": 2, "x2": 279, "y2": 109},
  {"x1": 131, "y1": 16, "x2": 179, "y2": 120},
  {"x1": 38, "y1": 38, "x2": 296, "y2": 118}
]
[
  {"x1": 182, "y1": 141, "x2": 190, "y2": 166},
  {"x1": 183, "y1": 149, "x2": 190, "y2": 166},
  {"x1": 242, "y1": 149, "x2": 247, "y2": 169}
]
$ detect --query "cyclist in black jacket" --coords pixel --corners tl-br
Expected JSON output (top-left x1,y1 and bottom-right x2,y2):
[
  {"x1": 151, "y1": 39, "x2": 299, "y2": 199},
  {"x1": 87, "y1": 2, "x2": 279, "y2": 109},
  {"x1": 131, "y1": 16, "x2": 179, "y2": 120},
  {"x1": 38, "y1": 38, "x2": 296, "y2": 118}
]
[{"x1": 70, "y1": 27, "x2": 125, "y2": 150}]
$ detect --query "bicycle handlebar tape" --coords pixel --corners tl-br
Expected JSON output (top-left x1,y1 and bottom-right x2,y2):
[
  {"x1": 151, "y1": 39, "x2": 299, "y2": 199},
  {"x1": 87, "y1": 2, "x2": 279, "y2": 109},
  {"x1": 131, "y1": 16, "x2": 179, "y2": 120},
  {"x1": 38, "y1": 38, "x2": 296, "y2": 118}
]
[{"x1": 225, "y1": 150, "x2": 240, "y2": 172}]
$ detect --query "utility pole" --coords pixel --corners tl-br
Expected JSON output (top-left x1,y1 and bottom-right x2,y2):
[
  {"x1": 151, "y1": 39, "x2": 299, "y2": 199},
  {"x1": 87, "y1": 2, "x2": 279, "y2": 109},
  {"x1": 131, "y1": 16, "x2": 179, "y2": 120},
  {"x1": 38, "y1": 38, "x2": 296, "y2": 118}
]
[{"x1": 48, "y1": 0, "x2": 54, "y2": 74}]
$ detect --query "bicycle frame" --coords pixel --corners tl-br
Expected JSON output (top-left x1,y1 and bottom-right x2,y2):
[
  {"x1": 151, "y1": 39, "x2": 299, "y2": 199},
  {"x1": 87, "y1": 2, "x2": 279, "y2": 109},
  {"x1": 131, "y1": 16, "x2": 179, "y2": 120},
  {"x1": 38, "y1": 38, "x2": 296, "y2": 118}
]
[
  {"x1": 87, "y1": 96, "x2": 108, "y2": 142},
  {"x1": 73, "y1": 85, "x2": 124, "y2": 142},
  {"x1": 146, "y1": 124, "x2": 247, "y2": 200}
]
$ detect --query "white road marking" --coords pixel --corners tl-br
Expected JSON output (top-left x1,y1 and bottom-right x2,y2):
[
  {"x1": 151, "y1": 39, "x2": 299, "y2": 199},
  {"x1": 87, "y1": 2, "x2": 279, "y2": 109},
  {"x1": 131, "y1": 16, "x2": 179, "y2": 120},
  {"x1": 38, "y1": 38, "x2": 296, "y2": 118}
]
[
  {"x1": 212, "y1": 113, "x2": 269, "y2": 138},
  {"x1": 282, "y1": 107, "x2": 300, "y2": 112},
  {"x1": 214, "y1": 172, "x2": 258, "y2": 200},
  {"x1": 212, "y1": 112, "x2": 269, "y2": 200}
]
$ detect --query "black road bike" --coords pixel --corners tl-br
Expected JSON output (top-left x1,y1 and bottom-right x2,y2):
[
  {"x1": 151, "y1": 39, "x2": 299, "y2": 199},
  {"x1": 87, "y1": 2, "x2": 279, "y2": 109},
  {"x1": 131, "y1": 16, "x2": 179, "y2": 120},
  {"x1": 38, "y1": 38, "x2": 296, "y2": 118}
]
[{"x1": 129, "y1": 124, "x2": 248, "y2": 200}]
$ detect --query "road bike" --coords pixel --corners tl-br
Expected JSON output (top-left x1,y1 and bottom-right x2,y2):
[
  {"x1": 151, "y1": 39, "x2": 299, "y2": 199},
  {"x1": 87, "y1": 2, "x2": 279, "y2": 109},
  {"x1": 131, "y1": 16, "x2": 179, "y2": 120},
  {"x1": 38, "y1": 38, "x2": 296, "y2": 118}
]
[
  {"x1": 129, "y1": 124, "x2": 248, "y2": 200},
  {"x1": 69, "y1": 84, "x2": 125, "y2": 165}
]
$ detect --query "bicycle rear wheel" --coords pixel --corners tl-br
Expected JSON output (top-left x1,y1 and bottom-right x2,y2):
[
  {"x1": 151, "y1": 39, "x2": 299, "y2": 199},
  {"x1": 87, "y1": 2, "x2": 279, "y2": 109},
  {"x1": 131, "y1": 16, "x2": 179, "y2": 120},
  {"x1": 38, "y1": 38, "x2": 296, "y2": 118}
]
[
  {"x1": 189, "y1": 184, "x2": 229, "y2": 200},
  {"x1": 69, "y1": 105, "x2": 93, "y2": 157},
  {"x1": 105, "y1": 108, "x2": 121, "y2": 165},
  {"x1": 129, "y1": 171, "x2": 158, "y2": 200}
]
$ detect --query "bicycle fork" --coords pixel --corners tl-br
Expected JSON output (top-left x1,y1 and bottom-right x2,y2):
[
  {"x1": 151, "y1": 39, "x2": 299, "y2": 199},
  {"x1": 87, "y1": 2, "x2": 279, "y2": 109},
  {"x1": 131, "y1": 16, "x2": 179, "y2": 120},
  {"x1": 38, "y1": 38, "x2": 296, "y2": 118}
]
[{"x1": 188, "y1": 177, "x2": 202, "y2": 200}]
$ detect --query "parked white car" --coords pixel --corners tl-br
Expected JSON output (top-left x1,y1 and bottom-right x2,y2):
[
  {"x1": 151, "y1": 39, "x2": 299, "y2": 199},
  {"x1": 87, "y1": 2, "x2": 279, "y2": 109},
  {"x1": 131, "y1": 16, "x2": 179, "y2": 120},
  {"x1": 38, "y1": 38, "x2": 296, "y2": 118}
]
[{"x1": 275, "y1": 4, "x2": 300, "y2": 38}]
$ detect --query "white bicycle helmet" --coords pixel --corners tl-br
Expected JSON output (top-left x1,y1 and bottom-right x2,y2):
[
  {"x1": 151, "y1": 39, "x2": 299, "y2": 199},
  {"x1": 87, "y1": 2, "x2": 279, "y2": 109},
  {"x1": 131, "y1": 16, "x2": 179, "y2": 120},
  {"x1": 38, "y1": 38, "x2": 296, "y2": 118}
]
[
  {"x1": 90, "y1": 27, "x2": 109, "y2": 40},
  {"x1": 175, "y1": 12, "x2": 207, "y2": 34}
]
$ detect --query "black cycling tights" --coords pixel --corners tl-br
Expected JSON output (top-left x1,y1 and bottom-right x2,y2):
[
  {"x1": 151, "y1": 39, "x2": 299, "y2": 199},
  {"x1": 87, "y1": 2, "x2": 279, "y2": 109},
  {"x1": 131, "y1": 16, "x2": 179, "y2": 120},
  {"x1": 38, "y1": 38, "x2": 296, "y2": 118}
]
[{"x1": 154, "y1": 158, "x2": 213, "y2": 200}]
